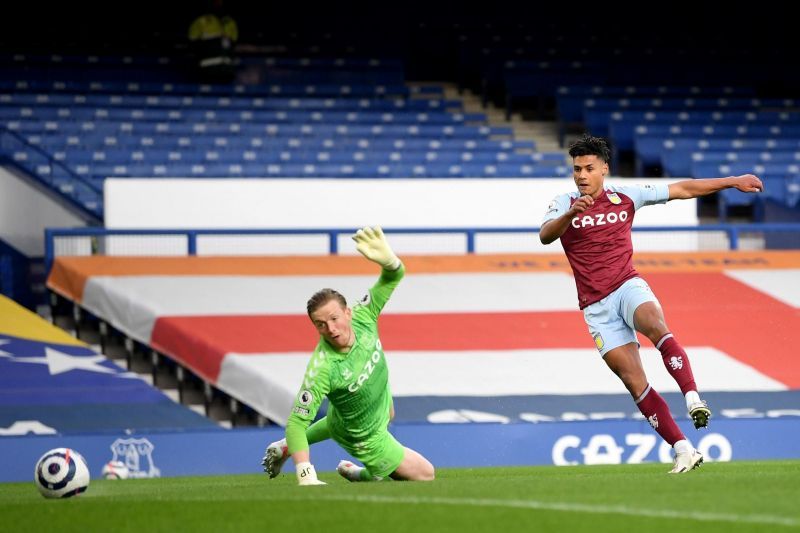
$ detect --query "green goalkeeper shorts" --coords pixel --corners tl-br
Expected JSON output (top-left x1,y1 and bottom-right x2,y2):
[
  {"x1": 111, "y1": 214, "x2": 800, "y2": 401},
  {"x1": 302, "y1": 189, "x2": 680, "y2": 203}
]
[{"x1": 335, "y1": 429, "x2": 405, "y2": 480}]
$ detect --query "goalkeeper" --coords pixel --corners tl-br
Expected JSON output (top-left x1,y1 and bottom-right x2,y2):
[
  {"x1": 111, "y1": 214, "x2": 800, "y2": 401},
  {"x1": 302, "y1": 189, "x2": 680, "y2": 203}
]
[{"x1": 262, "y1": 226, "x2": 435, "y2": 485}]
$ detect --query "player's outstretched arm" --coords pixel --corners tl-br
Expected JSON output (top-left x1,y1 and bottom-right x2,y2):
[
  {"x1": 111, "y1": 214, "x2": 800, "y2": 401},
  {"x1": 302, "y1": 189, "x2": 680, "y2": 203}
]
[
  {"x1": 668, "y1": 174, "x2": 763, "y2": 200},
  {"x1": 352, "y1": 226, "x2": 402, "y2": 270}
]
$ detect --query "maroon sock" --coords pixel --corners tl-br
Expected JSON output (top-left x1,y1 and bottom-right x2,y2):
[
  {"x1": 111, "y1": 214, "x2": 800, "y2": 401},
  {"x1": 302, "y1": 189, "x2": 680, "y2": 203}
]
[
  {"x1": 636, "y1": 384, "x2": 685, "y2": 445},
  {"x1": 657, "y1": 333, "x2": 697, "y2": 395}
]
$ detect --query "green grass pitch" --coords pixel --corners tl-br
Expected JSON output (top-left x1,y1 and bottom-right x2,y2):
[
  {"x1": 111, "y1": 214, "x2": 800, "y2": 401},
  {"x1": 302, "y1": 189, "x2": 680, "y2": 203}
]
[{"x1": 2, "y1": 461, "x2": 799, "y2": 532}]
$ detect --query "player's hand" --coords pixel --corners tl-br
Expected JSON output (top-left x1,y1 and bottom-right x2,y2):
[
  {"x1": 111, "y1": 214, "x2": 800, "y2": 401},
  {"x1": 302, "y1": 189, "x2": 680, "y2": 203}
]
[
  {"x1": 732, "y1": 174, "x2": 764, "y2": 193},
  {"x1": 567, "y1": 195, "x2": 594, "y2": 216},
  {"x1": 352, "y1": 226, "x2": 401, "y2": 270},
  {"x1": 296, "y1": 462, "x2": 326, "y2": 486}
]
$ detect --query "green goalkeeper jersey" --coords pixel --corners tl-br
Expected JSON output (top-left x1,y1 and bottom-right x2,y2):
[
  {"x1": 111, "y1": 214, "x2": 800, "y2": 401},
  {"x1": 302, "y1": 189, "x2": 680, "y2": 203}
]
[{"x1": 285, "y1": 264, "x2": 404, "y2": 454}]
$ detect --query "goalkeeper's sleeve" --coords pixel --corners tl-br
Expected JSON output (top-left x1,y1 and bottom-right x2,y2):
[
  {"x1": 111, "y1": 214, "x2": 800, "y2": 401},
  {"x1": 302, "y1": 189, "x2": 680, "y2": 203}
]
[{"x1": 286, "y1": 417, "x2": 311, "y2": 455}]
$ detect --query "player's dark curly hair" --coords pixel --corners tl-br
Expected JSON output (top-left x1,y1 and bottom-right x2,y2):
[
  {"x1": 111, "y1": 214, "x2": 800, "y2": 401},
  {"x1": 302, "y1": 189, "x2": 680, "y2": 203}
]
[
  {"x1": 307, "y1": 288, "x2": 347, "y2": 316},
  {"x1": 568, "y1": 134, "x2": 611, "y2": 164}
]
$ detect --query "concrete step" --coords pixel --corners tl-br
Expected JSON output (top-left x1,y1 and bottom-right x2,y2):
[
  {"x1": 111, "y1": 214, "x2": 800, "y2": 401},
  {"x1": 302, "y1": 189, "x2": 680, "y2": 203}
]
[{"x1": 412, "y1": 81, "x2": 568, "y2": 159}]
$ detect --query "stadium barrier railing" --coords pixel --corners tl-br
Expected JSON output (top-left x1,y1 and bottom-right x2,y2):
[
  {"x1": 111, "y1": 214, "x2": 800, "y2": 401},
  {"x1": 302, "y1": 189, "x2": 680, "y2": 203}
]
[
  {"x1": 44, "y1": 223, "x2": 800, "y2": 276},
  {"x1": 0, "y1": 127, "x2": 103, "y2": 220}
]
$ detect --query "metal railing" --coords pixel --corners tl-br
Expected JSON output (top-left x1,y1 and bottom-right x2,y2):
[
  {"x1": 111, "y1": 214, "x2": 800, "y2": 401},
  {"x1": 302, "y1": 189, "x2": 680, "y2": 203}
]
[
  {"x1": 0, "y1": 127, "x2": 103, "y2": 221},
  {"x1": 44, "y1": 223, "x2": 800, "y2": 275}
]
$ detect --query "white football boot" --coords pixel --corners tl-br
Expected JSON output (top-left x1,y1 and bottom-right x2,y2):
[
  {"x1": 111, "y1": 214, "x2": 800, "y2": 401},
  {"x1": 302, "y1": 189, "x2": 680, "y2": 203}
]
[
  {"x1": 262, "y1": 438, "x2": 289, "y2": 479},
  {"x1": 669, "y1": 448, "x2": 704, "y2": 474},
  {"x1": 688, "y1": 400, "x2": 712, "y2": 429},
  {"x1": 337, "y1": 460, "x2": 365, "y2": 482}
]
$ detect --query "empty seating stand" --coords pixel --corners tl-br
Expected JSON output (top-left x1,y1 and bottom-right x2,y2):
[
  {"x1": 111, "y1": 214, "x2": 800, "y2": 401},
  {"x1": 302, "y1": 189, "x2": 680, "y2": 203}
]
[
  {"x1": 663, "y1": 150, "x2": 800, "y2": 178},
  {"x1": 555, "y1": 86, "x2": 760, "y2": 145},
  {"x1": 0, "y1": 53, "x2": 569, "y2": 220},
  {"x1": 634, "y1": 135, "x2": 800, "y2": 176},
  {"x1": 691, "y1": 161, "x2": 800, "y2": 220}
]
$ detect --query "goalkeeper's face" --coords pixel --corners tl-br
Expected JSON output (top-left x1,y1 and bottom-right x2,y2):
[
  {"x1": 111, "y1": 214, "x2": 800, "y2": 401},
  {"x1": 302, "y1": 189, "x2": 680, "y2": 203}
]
[{"x1": 310, "y1": 299, "x2": 354, "y2": 351}]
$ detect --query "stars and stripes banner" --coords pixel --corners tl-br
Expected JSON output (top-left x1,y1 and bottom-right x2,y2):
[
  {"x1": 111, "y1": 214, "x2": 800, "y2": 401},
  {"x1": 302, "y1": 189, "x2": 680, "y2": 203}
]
[{"x1": 0, "y1": 295, "x2": 220, "y2": 435}]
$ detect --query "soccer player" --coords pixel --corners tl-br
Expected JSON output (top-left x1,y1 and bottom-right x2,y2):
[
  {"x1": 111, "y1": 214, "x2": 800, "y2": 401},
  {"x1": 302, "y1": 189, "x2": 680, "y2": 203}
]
[
  {"x1": 262, "y1": 226, "x2": 435, "y2": 485},
  {"x1": 540, "y1": 134, "x2": 763, "y2": 473}
]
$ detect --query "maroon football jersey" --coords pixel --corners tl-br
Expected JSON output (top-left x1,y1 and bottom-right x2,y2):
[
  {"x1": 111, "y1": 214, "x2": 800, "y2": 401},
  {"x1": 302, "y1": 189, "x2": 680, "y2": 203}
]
[{"x1": 542, "y1": 184, "x2": 669, "y2": 308}]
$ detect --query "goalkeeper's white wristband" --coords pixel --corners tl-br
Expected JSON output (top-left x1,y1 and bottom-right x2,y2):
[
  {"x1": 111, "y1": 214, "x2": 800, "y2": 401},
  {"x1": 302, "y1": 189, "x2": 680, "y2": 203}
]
[
  {"x1": 296, "y1": 462, "x2": 326, "y2": 486},
  {"x1": 383, "y1": 256, "x2": 402, "y2": 271}
]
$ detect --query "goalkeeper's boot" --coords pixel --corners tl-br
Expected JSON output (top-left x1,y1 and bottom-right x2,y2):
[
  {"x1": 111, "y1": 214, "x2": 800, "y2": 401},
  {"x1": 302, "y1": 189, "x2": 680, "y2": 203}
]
[
  {"x1": 688, "y1": 400, "x2": 711, "y2": 429},
  {"x1": 262, "y1": 438, "x2": 289, "y2": 479},
  {"x1": 668, "y1": 449, "x2": 703, "y2": 474},
  {"x1": 337, "y1": 460, "x2": 365, "y2": 482}
]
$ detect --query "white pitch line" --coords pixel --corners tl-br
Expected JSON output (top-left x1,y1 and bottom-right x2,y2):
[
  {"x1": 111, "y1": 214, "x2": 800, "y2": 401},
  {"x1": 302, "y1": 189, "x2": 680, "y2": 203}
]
[{"x1": 279, "y1": 493, "x2": 799, "y2": 528}]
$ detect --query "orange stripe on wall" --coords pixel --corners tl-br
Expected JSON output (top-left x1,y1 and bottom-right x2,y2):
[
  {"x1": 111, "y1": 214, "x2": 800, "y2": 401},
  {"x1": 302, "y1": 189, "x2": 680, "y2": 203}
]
[{"x1": 46, "y1": 251, "x2": 800, "y2": 302}]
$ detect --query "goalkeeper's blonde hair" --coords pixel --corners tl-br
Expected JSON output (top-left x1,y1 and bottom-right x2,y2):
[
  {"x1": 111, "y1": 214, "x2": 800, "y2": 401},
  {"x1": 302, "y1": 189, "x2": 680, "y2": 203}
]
[{"x1": 307, "y1": 288, "x2": 347, "y2": 316}]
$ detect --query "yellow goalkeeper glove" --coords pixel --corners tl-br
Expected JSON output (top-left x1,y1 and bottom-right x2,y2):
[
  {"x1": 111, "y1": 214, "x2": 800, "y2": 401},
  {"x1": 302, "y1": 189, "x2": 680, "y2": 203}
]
[{"x1": 352, "y1": 226, "x2": 401, "y2": 270}]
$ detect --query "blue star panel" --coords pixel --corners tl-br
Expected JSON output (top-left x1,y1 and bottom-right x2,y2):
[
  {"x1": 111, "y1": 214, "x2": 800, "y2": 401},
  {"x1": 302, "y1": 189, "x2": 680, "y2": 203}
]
[{"x1": 0, "y1": 334, "x2": 221, "y2": 434}]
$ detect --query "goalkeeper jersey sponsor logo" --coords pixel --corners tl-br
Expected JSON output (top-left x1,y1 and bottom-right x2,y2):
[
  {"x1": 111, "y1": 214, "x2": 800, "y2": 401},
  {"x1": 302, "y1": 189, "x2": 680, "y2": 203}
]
[{"x1": 348, "y1": 339, "x2": 383, "y2": 393}]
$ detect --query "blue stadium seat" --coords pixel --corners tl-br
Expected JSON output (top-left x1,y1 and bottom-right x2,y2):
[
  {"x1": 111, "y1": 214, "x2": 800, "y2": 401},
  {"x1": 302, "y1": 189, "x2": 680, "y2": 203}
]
[
  {"x1": 664, "y1": 151, "x2": 800, "y2": 178},
  {"x1": 1, "y1": 91, "x2": 463, "y2": 112},
  {"x1": 0, "y1": 79, "x2": 417, "y2": 98},
  {"x1": 0, "y1": 56, "x2": 559, "y2": 222},
  {"x1": 786, "y1": 175, "x2": 800, "y2": 208},
  {"x1": 690, "y1": 161, "x2": 800, "y2": 179},
  {"x1": 593, "y1": 109, "x2": 800, "y2": 143},
  {"x1": 761, "y1": 176, "x2": 790, "y2": 205},
  {"x1": 718, "y1": 188, "x2": 764, "y2": 222},
  {"x1": 634, "y1": 135, "x2": 800, "y2": 175},
  {"x1": 688, "y1": 161, "x2": 794, "y2": 220},
  {"x1": 612, "y1": 123, "x2": 800, "y2": 167},
  {"x1": 555, "y1": 85, "x2": 757, "y2": 132}
]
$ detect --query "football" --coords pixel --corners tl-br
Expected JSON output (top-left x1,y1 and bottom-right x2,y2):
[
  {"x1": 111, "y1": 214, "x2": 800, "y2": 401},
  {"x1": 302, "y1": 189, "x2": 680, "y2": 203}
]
[
  {"x1": 34, "y1": 448, "x2": 90, "y2": 499},
  {"x1": 101, "y1": 460, "x2": 130, "y2": 480}
]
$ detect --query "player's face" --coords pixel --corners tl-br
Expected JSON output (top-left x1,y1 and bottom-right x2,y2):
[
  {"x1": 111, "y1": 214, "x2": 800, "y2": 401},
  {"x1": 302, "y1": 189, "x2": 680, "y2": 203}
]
[
  {"x1": 310, "y1": 299, "x2": 354, "y2": 350},
  {"x1": 572, "y1": 155, "x2": 608, "y2": 198}
]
